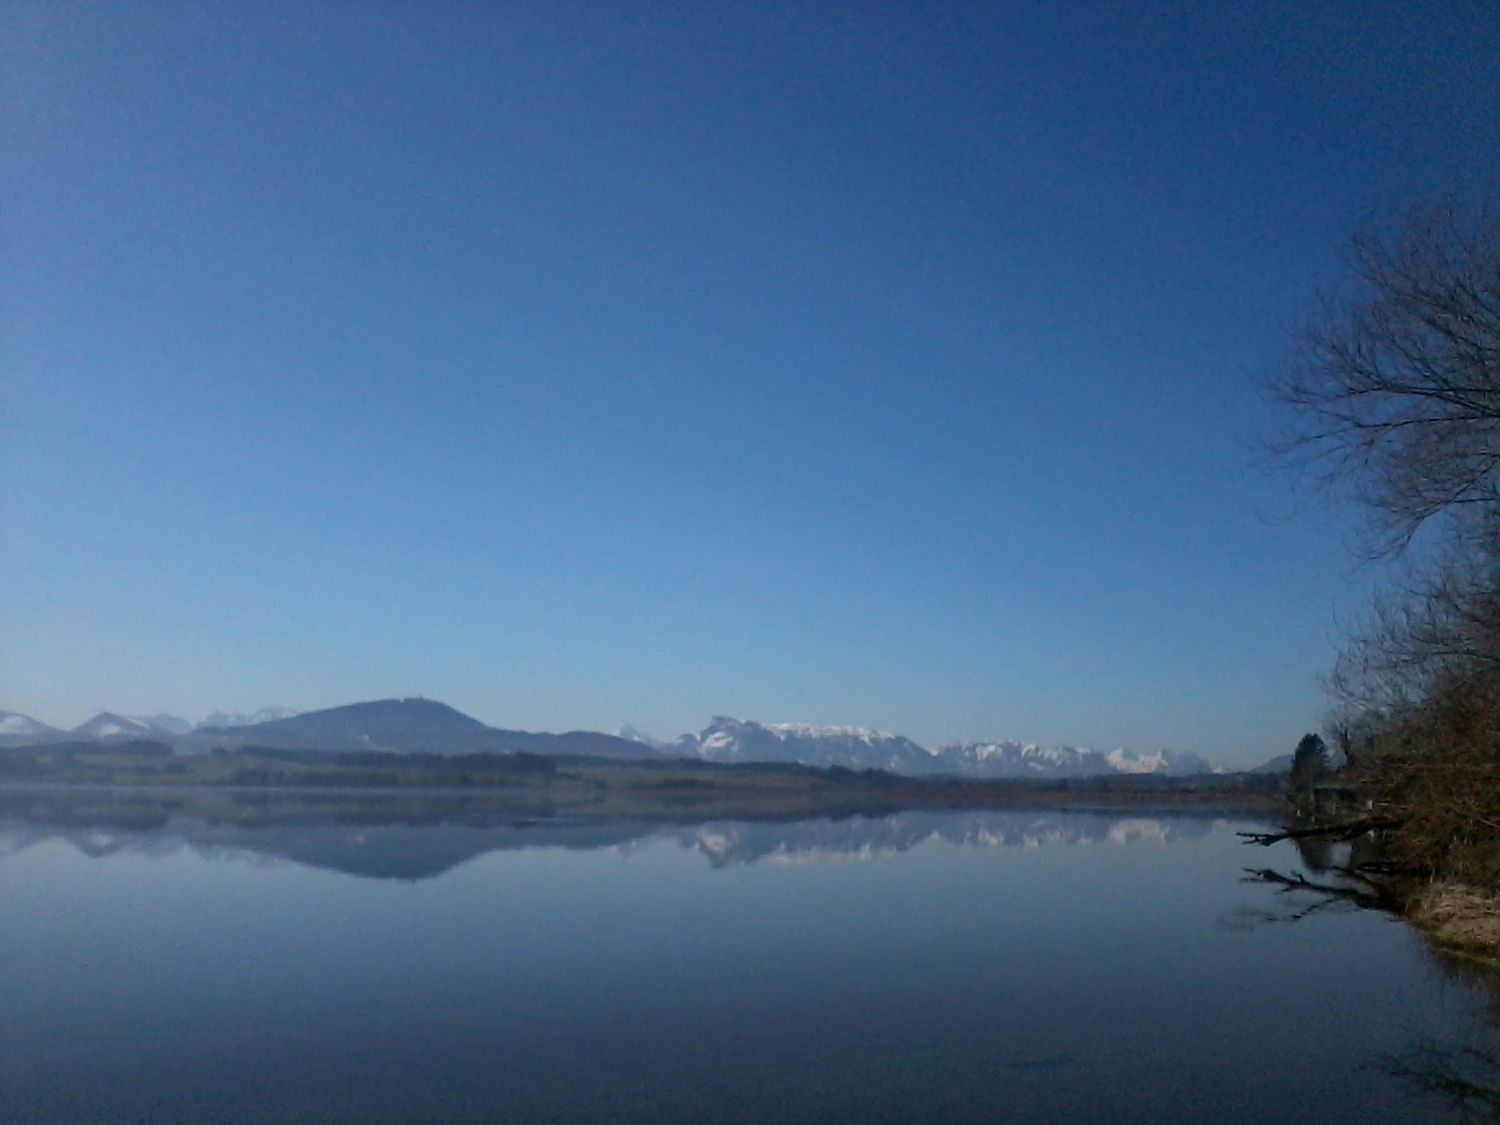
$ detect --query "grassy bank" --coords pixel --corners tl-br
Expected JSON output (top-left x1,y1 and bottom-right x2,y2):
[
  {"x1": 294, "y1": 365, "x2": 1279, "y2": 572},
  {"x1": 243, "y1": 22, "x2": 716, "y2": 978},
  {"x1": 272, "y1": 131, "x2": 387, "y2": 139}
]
[
  {"x1": 1403, "y1": 882, "x2": 1500, "y2": 963},
  {"x1": 1272, "y1": 782, "x2": 1500, "y2": 960}
]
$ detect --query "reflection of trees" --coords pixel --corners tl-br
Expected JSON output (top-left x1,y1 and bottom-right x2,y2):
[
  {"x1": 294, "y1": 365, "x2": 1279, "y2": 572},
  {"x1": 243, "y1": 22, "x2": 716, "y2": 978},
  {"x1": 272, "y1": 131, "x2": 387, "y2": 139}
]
[
  {"x1": 1235, "y1": 866, "x2": 1394, "y2": 928},
  {"x1": 1236, "y1": 833, "x2": 1500, "y2": 1119},
  {"x1": 1283, "y1": 831, "x2": 1390, "y2": 878},
  {"x1": 1235, "y1": 819, "x2": 1404, "y2": 926},
  {"x1": 1386, "y1": 947, "x2": 1500, "y2": 1119},
  {"x1": 1383, "y1": 1043, "x2": 1500, "y2": 1121},
  {"x1": 1292, "y1": 834, "x2": 1336, "y2": 874}
]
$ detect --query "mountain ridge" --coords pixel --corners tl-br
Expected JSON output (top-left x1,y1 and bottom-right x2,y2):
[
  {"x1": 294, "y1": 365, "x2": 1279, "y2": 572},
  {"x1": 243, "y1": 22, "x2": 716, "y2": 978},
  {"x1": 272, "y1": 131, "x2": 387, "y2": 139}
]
[
  {"x1": 182, "y1": 698, "x2": 657, "y2": 760},
  {"x1": 5, "y1": 701, "x2": 1262, "y2": 775},
  {"x1": 631, "y1": 716, "x2": 1227, "y2": 779}
]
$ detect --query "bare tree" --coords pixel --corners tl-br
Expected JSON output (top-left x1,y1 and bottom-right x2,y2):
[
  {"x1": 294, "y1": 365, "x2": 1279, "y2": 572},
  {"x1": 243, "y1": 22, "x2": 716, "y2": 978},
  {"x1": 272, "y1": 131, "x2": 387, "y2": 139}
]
[
  {"x1": 1269, "y1": 197, "x2": 1500, "y2": 711},
  {"x1": 1270, "y1": 196, "x2": 1500, "y2": 883},
  {"x1": 1269, "y1": 198, "x2": 1500, "y2": 559}
]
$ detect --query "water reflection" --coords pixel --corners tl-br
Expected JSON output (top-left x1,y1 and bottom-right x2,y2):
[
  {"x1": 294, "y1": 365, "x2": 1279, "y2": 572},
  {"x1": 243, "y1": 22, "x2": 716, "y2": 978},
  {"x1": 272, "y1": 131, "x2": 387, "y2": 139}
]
[
  {"x1": 1385, "y1": 951, "x2": 1500, "y2": 1121},
  {"x1": 673, "y1": 810, "x2": 1215, "y2": 869},
  {"x1": 3, "y1": 787, "x2": 1499, "y2": 1123},
  {"x1": 1384, "y1": 1042, "x2": 1500, "y2": 1121},
  {"x1": 0, "y1": 788, "x2": 1233, "y2": 880},
  {"x1": 1233, "y1": 822, "x2": 1500, "y2": 1120}
]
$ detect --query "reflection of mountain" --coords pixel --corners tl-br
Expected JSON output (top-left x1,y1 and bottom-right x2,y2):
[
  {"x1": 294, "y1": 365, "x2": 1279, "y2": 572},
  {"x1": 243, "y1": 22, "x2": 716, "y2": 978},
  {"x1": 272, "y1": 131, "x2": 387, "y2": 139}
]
[
  {"x1": 0, "y1": 816, "x2": 664, "y2": 879},
  {"x1": 674, "y1": 810, "x2": 1218, "y2": 868},
  {"x1": 195, "y1": 820, "x2": 661, "y2": 880},
  {"x1": 0, "y1": 793, "x2": 1238, "y2": 881}
]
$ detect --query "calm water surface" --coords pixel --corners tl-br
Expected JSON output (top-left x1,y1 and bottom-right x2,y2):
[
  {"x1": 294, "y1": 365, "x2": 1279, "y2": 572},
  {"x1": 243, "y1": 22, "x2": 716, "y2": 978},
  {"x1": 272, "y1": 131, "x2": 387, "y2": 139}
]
[{"x1": 1, "y1": 791, "x2": 1497, "y2": 1123}]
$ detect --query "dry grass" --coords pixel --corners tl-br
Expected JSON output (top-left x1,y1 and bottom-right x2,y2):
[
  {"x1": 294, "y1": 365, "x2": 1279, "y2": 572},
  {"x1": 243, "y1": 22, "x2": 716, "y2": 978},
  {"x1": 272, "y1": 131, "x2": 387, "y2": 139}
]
[{"x1": 1407, "y1": 881, "x2": 1500, "y2": 954}]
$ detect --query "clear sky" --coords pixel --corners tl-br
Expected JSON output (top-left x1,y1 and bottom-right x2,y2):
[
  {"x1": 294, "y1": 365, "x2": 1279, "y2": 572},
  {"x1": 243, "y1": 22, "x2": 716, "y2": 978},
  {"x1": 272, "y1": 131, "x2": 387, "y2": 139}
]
[{"x1": 4, "y1": 2, "x2": 1498, "y2": 766}]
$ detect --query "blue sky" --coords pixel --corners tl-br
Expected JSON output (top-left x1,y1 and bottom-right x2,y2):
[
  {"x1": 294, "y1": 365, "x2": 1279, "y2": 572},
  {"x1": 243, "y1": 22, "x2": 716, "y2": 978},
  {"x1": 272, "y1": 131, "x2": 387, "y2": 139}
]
[{"x1": 4, "y1": 2, "x2": 1498, "y2": 765}]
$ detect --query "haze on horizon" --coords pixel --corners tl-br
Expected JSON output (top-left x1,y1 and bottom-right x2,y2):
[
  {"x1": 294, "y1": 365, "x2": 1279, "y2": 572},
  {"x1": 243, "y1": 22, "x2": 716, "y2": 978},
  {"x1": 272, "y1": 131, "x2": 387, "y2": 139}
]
[{"x1": 4, "y1": 3, "x2": 1498, "y2": 769}]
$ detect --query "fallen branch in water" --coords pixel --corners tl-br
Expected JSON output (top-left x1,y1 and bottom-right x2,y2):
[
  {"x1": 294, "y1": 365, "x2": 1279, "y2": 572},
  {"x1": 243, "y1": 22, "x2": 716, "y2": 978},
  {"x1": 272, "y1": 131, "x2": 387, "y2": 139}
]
[{"x1": 1237, "y1": 818, "x2": 1401, "y2": 846}]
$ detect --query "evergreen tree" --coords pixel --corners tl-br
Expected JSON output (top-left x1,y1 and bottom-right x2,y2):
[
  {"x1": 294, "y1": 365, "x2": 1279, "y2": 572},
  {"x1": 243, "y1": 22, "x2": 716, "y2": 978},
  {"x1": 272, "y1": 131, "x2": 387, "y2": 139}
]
[{"x1": 1290, "y1": 733, "x2": 1330, "y2": 788}]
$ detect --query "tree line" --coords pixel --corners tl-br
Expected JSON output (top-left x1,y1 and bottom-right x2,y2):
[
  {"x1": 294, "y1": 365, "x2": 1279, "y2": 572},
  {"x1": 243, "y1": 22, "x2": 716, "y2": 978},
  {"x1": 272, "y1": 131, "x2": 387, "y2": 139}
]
[{"x1": 1269, "y1": 194, "x2": 1500, "y2": 888}]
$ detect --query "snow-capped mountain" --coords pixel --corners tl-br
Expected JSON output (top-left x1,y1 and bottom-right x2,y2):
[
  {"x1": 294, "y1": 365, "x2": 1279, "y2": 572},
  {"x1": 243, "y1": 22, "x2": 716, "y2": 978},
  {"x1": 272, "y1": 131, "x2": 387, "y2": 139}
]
[
  {"x1": 70, "y1": 712, "x2": 199, "y2": 740},
  {"x1": 677, "y1": 718, "x2": 1220, "y2": 778},
  {"x1": 692, "y1": 716, "x2": 939, "y2": 773},
  {"x1": 0, "y1": 711, "x2": 67, "y2": 748},
  {"x1": 138, "y1": 713, "x2": 195, "y2": 736},
  {"x1": 3, "y1": 709, "x2": 293, "y2": 745},
  {"x1": 1103, "y1": 747, "x2": 1219, "y2": 776},
  {"x1": 927, "y1": 740, "x2": 1216, "y2": 778},
  {"x1": 4, "y1": 700, "x2": 1223, "y2": 778},
  {"x1": 72, "y1": 713, "x2": 164, "y2": 740},
  {"x1": 929, "y1": 741, "x2": 1216, "y2": 778},
  {"x1": 931, "y1": 740, "x2": 1108, "y2": 778},
  {"x1": 616, "y1": 724, "x2": 696, "y2": 755}
]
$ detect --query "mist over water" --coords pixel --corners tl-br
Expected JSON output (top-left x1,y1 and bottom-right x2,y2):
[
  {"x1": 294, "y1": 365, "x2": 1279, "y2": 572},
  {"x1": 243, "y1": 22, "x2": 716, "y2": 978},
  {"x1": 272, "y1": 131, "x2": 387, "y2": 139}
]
[{"x1": 1, "y1": 794, "x2": 1496, "y2": 1123}]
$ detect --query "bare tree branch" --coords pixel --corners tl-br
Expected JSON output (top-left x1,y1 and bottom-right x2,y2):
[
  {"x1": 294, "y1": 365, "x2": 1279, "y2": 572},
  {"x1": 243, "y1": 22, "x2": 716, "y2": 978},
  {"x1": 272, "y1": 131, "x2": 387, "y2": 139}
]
[{"x1": 1267, "y1": 194, "x2": 1500, "y2": 888}]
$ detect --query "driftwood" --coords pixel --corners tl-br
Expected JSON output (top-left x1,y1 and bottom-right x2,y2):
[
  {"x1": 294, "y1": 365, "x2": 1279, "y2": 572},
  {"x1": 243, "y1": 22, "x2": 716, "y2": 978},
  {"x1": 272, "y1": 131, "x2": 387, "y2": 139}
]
[{"x1": 1236, "y1": 817, "x2": 1401, "y2": 847}]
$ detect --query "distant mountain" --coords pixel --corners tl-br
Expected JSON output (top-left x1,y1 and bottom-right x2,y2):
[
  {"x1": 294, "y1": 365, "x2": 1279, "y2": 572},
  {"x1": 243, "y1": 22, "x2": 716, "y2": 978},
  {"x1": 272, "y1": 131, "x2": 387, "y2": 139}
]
[
  {"x1": 1105, "y1": 747, "x2": 1220, "y2": 776},
  {"x1": 618, "y1": 724, "x2": 700, "y2": 756},
  {"x1": 72, "y1": 712, "x2": 187, "y2": 741},
  {"x1": 192, "y1": 698, "x2": 490, "y2": 753},
  {"x1": 201, "y1": 707, "x2": 300, "y2": 730},
  {"x1": 692, "y1": 717, "x2": 940, "y2": 774},
  {"x1": 1251, "y1": 753, "x2": 1293, "y2": 775},
  {"x1": 931, "y1": 741, "x2": 1218, "y2": 779},
  {"x1": 0, "y1": 711, "x2": 68, "y2": 748},
  {"x1": 10, "y1": 698, "x2": 1227, "y2": 776},
  {"x1": 618, "y1": 723, "x2": 665, "y2": 748},
  {"x1": 678, "y1": 718, "x2": 1221, "y2": 779},
  {"x1": 932, "y1": 741, "x2": 1108, "y2": 779},
  {"x1": 139, "y1": 713, "x2": 195, "y2": 736},
  {"x1": 187, "y1": 698, "x2": 658, "y2": 760}
]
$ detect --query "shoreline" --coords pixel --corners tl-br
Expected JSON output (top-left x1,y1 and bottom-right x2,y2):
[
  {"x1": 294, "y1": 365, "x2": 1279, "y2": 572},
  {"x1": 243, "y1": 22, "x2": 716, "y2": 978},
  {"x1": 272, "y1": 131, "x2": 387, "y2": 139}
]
[
  {"x1": 0, "y1": 777, "x2": 1282, "y2": 826},
  {"x1": 1402, "y1": 880, "x2": 1500, "y2": 964}
]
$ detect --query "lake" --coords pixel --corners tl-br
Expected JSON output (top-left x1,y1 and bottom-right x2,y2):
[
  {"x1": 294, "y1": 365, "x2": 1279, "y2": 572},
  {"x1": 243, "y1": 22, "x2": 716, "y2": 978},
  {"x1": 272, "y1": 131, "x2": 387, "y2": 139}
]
[{"x1": 1, "y1": 789, "x2": 1497, "y2": 1123}]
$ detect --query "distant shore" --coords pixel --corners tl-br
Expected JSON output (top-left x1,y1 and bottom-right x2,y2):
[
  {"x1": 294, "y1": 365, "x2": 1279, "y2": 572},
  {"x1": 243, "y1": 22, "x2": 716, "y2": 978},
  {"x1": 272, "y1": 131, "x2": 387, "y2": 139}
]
[{"x1": 0, "y1": 741, "x2": 1283, "y2": 821}]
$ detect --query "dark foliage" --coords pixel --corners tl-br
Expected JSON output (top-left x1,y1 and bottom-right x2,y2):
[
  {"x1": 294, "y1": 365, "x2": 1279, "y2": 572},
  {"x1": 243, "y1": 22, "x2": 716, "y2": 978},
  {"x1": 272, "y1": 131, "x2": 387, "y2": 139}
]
[{"x1": 1290, "y1": 733, "x2": 1331, "y2": 789}]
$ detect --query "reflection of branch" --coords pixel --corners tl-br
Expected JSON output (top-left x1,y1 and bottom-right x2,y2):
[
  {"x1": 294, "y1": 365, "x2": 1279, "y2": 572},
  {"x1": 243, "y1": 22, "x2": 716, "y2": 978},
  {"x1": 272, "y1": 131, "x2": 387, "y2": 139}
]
[
  {"x1": 1383, "y1": 1044, "x2": 1500, "y2": 1119},
  {"x1": 1237, "y1": 818, "x2": 1401, "y2": 846},
  {"x1": 1241, "y1": 866, "x2": 1394, "y2": 912},
  {"x1": 1224, "y1": 894, "x2": 1355, "y2": 929}
]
